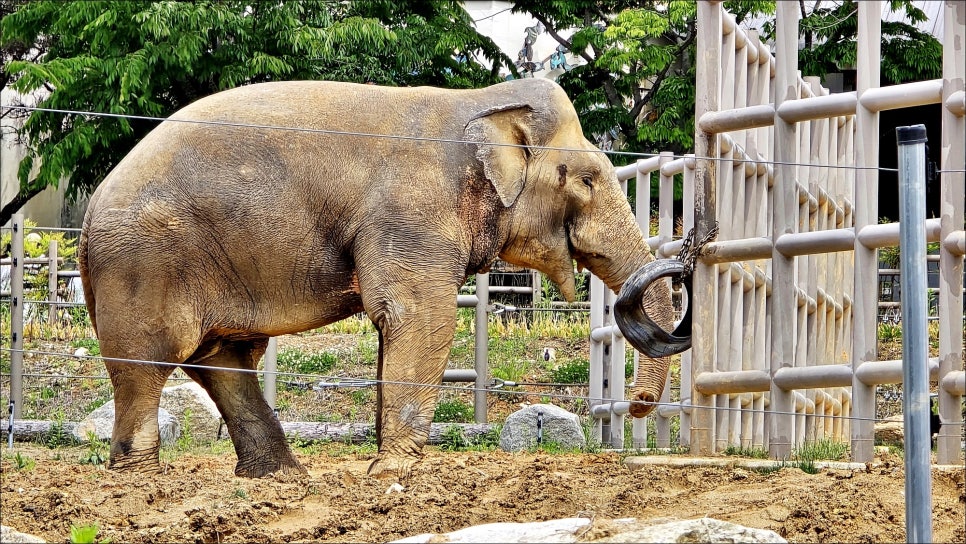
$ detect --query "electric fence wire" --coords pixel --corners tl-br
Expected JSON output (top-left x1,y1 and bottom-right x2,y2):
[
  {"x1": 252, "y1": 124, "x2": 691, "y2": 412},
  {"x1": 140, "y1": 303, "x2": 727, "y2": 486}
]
[
  {"x1": 0, "y1": 104, "x2": 903, "y2": 173},
  {"x1": 2, "y1": 346, "x2": 962, "y2": 426}
]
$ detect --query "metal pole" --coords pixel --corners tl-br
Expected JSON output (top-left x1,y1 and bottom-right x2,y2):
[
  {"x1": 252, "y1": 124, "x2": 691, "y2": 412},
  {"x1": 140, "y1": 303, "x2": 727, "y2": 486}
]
[
  {"x1": 47, "y1": 239, "x2": 58, "y2": 327},
  {"x1": 473, "y1": 272, "x2": 489, "y2": 423},
  {"x1": 896, "y1": 124, "x2": 932, "y2": 544},
  {"x1": 10, "y1": 214, "x2": 25, "y2": 420},
  {"x1": 263, "y1": 337, "x2": 278, "y2": 410}
]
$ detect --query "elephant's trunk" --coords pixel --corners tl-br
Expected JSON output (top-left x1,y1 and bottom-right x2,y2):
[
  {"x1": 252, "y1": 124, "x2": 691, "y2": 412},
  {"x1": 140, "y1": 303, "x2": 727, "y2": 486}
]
[{"x1": 584, "y1": 230, "x2": 689, "y2": 419}]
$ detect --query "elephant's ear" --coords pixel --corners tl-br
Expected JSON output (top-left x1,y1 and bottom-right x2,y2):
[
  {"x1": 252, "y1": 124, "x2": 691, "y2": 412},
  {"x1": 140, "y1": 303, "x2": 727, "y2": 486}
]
[{"x1": 464, "y1": 104, "x2": 535, "y2": 208}]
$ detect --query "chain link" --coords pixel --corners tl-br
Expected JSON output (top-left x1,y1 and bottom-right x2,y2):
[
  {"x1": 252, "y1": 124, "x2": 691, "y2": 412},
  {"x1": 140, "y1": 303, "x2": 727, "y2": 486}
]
[{"x1": 676, "y1": 222, "x2": 720, "y2": 281}]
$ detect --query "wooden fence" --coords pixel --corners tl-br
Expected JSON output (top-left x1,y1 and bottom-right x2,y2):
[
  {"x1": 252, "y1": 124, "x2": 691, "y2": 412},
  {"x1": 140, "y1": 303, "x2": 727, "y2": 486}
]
[{"x1": 589, "y1": 0, "x2": 964, "y2": 465}]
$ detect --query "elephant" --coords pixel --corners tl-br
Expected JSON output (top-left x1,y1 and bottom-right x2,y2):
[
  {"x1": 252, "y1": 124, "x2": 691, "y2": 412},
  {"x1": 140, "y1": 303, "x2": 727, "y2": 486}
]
[{"x1": 78, "y1": 77, "x2": 685, "y2": 480}]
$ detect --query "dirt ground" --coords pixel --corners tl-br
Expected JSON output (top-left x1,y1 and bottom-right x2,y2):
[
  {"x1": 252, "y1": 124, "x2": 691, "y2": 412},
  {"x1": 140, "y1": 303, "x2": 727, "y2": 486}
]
[{"x1": 1, "y1": 444, "x2": 963, "y2": 544}]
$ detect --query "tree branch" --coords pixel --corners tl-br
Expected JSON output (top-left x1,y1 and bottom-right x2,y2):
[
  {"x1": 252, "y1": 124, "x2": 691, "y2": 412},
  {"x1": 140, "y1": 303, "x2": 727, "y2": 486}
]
[
  {"x1": 530, "y1": 12, "x2": 595, "y2": 65},
  {"x1": 630, "y1": 26, "x2": 696, "y2": 122},
  {"x1": 0, "y1": 185, "x2": 46, "y2": 227}
]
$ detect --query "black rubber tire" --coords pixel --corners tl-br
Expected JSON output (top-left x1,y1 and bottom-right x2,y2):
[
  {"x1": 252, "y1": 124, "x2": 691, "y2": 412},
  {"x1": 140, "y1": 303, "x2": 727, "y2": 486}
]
[{"x1": 614, "y1": 259, "x2": 692, "y2": 358}]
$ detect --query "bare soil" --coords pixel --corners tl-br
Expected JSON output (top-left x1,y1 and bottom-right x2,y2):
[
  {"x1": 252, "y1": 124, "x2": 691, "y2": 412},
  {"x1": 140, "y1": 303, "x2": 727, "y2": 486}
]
[{"x1": 1, "y1": 444, "x2": 964, "y2": 543}]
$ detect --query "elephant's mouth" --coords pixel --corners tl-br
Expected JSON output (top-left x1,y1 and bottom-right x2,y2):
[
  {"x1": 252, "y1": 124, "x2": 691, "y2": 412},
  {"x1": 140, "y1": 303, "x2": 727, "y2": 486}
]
[{"x1": 614, "y1": 260, "x2": 692, "y2": 358}]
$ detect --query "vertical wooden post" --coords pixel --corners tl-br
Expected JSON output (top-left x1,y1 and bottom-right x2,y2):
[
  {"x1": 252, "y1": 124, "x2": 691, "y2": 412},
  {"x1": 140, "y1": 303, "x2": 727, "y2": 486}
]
[
  {"x1": 768, "y1": 0, "x2": 800, "y2": 459},
  {"x1": 655, "y1": 151, "x2": 675, "y2": 448},
  {"x1": 691, "y1": 0, "x2": 722, "y2": 456},
  {"x1": 588, "y1": 275, "x2": 605, "y2": 442},
  {"x1": 936, "y1": 0, "x2": 965, "y2": 465},
  {"x1": 850, "y1": 0, "x2": 882, "y2": 464}
]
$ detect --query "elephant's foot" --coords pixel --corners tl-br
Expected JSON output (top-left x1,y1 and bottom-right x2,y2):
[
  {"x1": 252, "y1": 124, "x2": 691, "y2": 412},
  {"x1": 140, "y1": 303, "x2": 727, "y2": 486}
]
[
  {"x1": 108, "y1": 445, "x2": 161, "y2": 473},
  {"x1": 367, "y1": 452, "x2": 419, "y2": 481},
  {"x1": 234, "y1": 444, "x2": 305, "y2": 478}
]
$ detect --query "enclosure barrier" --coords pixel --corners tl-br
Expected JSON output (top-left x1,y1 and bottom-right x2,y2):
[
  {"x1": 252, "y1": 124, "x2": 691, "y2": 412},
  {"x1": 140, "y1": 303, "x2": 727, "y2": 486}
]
[
  {"x1": 588, "y1": 1, "x2": 964, "y2": 466},
  {"x1": 688, "y1": 0, "x2": 964, "y2": 462}
]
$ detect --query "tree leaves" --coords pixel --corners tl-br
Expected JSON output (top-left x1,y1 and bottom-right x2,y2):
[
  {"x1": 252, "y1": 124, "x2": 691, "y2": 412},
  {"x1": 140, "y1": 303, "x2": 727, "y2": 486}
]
[{"x1": 0, "y1": 0, "x2": 512, "y2": 224}]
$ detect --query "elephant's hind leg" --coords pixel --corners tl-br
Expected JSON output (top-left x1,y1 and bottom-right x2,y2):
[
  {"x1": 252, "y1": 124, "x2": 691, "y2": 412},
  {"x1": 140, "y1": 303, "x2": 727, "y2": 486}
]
[
  {"x1": 98, "y1": 321, "x2": 187, "y2": 473},
  {"x1": 182, "y1": 338, "x2": 304, "y2": 478}
]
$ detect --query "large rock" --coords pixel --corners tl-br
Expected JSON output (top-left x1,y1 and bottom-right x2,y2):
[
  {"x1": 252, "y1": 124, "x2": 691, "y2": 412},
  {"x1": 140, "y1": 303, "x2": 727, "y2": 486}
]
[
  {"x1": 874, "y1": 415, "x2": 904, "y2": 445},
  {"x1": 160, "y1": 382, "x2": 223, "y2": 442},
  {"x1": 499, "y1": 404, "x2": 585, "y2": 452},
  {"x1": 73, "y1": 400, "x2": 180, "y2": 446},
  {"x1": 393, "y1": 517, "x2": 786, "y2": 543},
  {"x1": 1, "y1": 525, "x2": 45, "y2": 543}
]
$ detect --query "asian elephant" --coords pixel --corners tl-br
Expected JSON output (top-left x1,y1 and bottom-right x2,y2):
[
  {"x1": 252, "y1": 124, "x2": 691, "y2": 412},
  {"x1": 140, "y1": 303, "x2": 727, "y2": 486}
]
[{"x1": 78, "y1": 77, "x2": 685, "y2": 480}]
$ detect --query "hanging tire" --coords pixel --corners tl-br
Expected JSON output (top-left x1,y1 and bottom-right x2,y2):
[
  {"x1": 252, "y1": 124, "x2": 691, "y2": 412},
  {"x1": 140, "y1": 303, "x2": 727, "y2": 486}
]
[{"x1": 614, "y1": 259, "x2": 693, "y2": 358}]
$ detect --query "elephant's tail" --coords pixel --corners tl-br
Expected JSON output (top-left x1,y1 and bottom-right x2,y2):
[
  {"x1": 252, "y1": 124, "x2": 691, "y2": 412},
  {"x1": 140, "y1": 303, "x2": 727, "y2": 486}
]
[{"x1": 77, "y1": 211, "x2": 98, "y2": 337}]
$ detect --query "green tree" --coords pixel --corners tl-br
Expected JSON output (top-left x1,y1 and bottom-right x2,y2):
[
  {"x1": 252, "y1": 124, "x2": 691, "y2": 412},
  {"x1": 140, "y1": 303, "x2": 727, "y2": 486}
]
[
  {"x1": 512, "y1": 0, "x2": 940, "y2": 162},
  {"x1": 510, "y1": 1, "x2": 773, "y2": 162},
  {"x1": 796, "y1": 0, "x2": 942, "y2": 85},
  {"x1": 0, "y1": 0, "x2": 513, "y2": 225}
]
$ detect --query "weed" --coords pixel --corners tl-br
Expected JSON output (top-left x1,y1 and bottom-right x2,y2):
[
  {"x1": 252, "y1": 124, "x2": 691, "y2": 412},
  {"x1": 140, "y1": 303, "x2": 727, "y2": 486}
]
[
  {"x1": 12, "y1": 451, "x2": 36, "y2": 471},
  {"x1": 349, "y1": 389, "x2": 372, "y2": 406},
  {"x1": 356, "y1": 337, "x2": 378, "y2": 365},
  {"x1": 230, "y1": 488, "x2": 248, "y2": 499},
  {"x1": 79, "y1": 431, "x2": 107, "y2": 466},
  {"x1": 491, "y1": 358, "x2": 529, "y2": 383},
  {"x1": 796, "y1": 439, "x2": 849, "y2": 462},
  {"x1": 438, "y1": 425, "x2": 469, "y2": 451},
  {"x1": 69, "y1": 523, "x2": 107, "y2": 544},
  {"x1": 277, "y1": 348, "x2": 337, "y2": 376},
  {"x1": 723, "y1": 445, "x2": 769, "y2": 459},
  {"x1": 751, "y1": 464, "x2": 784, "y2": 475},
  {"x1": 433, "y1": 397, "x2": 474, "y2": 423},
  {"x1": 69, "y1": 337, "x2": 101, "y2": 357},
  {"x1": 43, "y1": 412, "x2": 75, "y2": 448},
  {"x1": 878, "y1": 323, "x2": 902, "y2": 342},
  {"x1": 548, "y1": 359, "x2": 589, "y2": 384},
  {"x1": 176, "y1": 408, "x2": 194, "y2": 451}
]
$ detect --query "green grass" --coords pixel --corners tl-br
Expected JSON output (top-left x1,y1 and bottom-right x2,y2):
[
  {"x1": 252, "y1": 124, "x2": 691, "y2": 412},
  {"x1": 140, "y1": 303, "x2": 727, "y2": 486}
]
[
  {"x1": 723, "y1": 445, "x2": 769, "y2": 459},
  {"x1": 433, "y1": 397, "x2": 474, "y2": 423},
  {"x1": 69, "y1": 524, "x2": 105, "y2": 544},
  {"x1": 276, "y1": 348, "x2": 338, "y2": 377}
]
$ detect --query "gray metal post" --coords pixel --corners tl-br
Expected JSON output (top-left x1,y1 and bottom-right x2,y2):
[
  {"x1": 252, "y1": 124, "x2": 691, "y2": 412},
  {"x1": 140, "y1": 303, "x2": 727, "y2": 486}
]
[
  {"x1": 473, "y1": 272, "x2": 489, "y2": 423},
  {"x1": 263, "y1": 337, "x2": 278, "y2": 410},
  {"x1": 47, "y1": 239, "x2": 58, "y2": 327},
  {"x1": 896, "y1": 124, "x2": 932, "y2": 544},
  {"x1": 9, "y1": 214, "x2": 25, "y2": 419}
]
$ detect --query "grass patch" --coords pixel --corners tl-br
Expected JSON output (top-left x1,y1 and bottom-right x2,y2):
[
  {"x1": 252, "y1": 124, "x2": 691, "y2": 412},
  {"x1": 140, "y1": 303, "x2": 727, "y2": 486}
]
[
  {"x1": 276, "y1": 348, "x2": 338, "y2": 377},
  {"x1": 433, "y1": 397, "x2": 474, "y2": 423},
  {"x1": 723, "y1": 445, "x2": 769, "y2": 459}
]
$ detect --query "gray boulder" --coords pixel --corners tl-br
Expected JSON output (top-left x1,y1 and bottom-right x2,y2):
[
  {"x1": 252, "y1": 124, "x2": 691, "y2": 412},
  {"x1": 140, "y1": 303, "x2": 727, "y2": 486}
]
[
  {"x1": 73, "y1": 400, "x2": 180, "y2": 446},
  {"x1": 499, "y1": 403, "x2": 585, "y2": 452},
  {"x1": 160, "y1": 382, "x2": 223, "y2": 442},
  {"x1": 393, "y1": 517, "x2": 786, "y2": 543},
  {"x1": 874, "y1": 415, "x2": 904, "y2": 445},
  {"x1": 1, "y1": 525, "x2": 45, "y2": 543}
]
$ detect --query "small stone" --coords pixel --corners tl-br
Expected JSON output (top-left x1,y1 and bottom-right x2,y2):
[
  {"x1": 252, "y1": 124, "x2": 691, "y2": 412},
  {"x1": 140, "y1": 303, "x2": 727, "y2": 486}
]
[{"x1": 385, "y1": 483, "x2": 405, "y2": 494}]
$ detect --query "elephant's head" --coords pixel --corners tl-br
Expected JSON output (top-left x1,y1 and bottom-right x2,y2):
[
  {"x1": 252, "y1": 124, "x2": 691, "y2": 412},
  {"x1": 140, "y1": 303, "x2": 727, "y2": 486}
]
[{"x1": 464, "y1": 79, "x2": 691, "y2": 417}]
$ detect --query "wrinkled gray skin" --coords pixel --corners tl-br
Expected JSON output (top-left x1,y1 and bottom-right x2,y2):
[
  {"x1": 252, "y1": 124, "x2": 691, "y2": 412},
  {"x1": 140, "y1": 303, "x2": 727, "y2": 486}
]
[{"x1": 79, "y1": 78, "x2": 674, "y2": 480}]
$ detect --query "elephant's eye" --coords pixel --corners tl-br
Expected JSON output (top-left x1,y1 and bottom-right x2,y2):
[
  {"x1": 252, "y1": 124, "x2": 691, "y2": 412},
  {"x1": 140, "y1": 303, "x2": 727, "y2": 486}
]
[{"x1": 581, "y1": 176, "x2": 593, "y2": 189}]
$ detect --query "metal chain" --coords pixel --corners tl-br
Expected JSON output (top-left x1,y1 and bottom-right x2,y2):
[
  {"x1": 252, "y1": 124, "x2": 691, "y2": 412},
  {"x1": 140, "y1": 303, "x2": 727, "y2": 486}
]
[{"x1": 676, "y1": 222, "x2": 720, "y2": 280}]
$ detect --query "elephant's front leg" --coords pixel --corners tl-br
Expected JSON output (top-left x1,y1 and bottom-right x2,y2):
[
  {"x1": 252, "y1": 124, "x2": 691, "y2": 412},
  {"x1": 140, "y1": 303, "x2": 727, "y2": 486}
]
[{"x1": 363, "y1": 285, "x2": 458, "y2": 480}]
